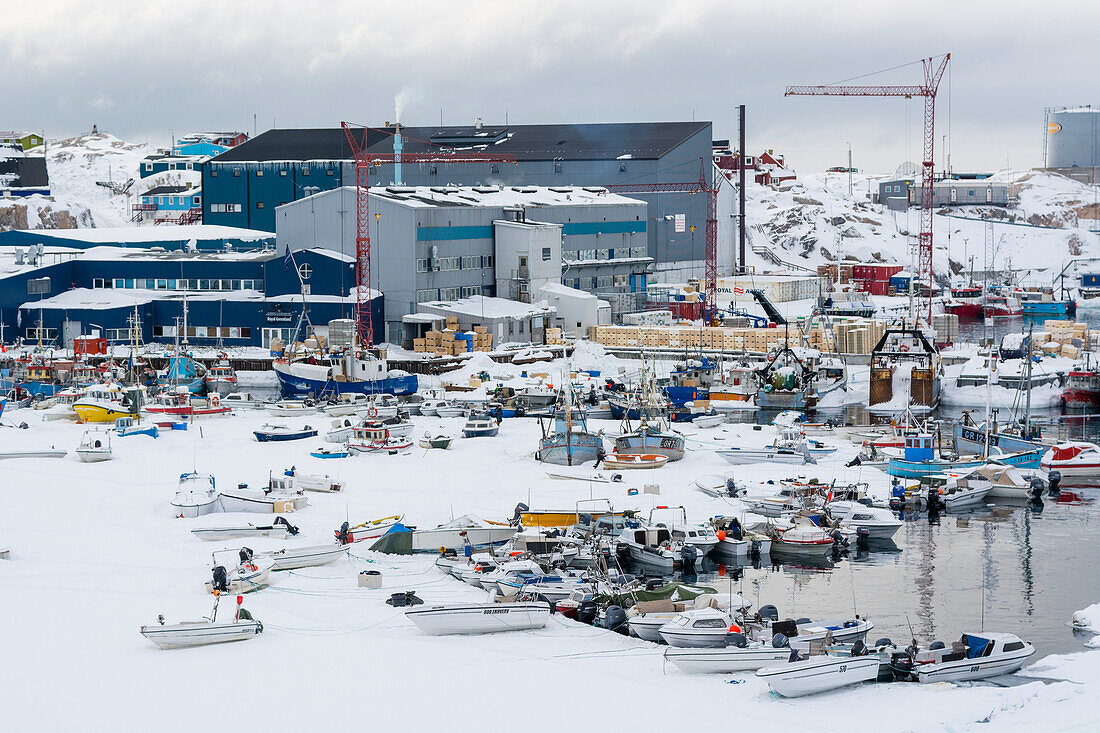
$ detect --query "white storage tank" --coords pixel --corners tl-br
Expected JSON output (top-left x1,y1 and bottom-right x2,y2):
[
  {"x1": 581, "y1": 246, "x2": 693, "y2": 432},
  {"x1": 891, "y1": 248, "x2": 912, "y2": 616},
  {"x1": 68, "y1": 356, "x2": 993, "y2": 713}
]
[{"x1": 1046, "y1": 106, "x2": 1100, "y2": 168}]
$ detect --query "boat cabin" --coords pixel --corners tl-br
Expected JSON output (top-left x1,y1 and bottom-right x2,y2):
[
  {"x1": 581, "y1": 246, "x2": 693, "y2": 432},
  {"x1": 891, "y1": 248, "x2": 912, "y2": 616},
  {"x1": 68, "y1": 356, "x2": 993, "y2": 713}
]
[
  {"x1": 914, "y1": 633, "x2": 1028, "y2": 665},
  {"x1": 903, "y1": 434, "x2": 935, "y2": 462}
]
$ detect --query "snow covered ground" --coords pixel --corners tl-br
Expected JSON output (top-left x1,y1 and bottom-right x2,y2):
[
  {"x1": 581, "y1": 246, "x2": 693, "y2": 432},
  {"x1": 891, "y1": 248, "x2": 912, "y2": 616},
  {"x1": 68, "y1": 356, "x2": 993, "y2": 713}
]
[{"x1": 2, "y1": 394, "x2": 1099, "y2": 731}]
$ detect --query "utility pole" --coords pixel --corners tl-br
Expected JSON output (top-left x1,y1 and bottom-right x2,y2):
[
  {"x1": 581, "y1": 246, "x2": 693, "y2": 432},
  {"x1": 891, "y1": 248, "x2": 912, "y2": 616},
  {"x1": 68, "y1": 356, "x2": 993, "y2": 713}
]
[
  {"x1": 738, "y1": 104, "x2": 746, "y2": 274},
  {"x1": 847, "y1": 142, "x2": 853, "y2": 196}
]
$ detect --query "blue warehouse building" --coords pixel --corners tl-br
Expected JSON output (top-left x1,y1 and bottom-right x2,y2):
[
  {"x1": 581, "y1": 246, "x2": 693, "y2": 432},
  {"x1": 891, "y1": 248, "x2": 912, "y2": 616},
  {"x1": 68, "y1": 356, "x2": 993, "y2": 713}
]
[
  {"x1": 202, "y1": 121, "x2": 731, "y2": 278},
  {"x1": 0, "y1": 241, "x2": 380, "y2": 349}
]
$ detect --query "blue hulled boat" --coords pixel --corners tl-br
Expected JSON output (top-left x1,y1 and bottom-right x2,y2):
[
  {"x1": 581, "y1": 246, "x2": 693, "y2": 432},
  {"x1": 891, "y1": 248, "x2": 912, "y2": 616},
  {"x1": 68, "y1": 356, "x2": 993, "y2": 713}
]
[{"x1": 887, "y1": 433, "x2": 1042, "y2": 479}]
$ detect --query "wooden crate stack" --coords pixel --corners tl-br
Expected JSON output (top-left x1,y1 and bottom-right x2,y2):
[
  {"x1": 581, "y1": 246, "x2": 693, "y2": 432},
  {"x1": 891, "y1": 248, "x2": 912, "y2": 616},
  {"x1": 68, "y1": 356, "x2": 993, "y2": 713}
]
[{"x1": 545, "y1": 327, "x2": 563, "y2": 346}]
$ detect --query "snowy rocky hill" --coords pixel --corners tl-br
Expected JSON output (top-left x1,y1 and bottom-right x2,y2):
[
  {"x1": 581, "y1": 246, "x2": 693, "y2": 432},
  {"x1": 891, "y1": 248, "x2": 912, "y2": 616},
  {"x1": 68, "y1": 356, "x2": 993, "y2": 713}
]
[
  {"x1": 0, "y1": 133, "x2": 197, "y2": 232},
  {"x1": 742, "y1": 170, "x2": 1100, "y2": 284}
]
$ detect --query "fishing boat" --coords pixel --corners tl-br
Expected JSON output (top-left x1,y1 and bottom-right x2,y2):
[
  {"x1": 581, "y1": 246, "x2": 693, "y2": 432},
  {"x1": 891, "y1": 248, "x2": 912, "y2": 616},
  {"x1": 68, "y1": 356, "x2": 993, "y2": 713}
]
[
  {"x1": 205, "y1": 550, "x2": 274, "y2": 594},
  {"x1": 1040, "y1": 442, "x2": 1100, "y2": 484},
  {"x1": 73, "y1": 385, "x2": 144, "y2": 423},
  {"x1": 886, "y1": 433, "x2": 1041, "y2": 478},
  {"x1": 754, "y1": 344, "x2": 819, "y2": 410},
  {"x1": 255, "y1": 544, "x2": 349, "y2": 571},
  {"x1": 868, "y1": 325, "x2": 942, "y2": 415},
  {"x1": 334, "y1": 515, "x2": 406, "y2": 544},
  {"x1": 405, "y1": 601, "x2": 551, "y2": 635},
  {"x1": 417, "y1": 434, "x2": 453, "y2": 450},
  {"x1": 913, "y1": 632, "x2": 1035, "y2": 683},
  {"x1": 1063, "y1": 364, "x2": 1100, "y2": 410},
  {"x1": 408, "y1": 515, "x2": 516, "y2": 553},
  {"x1": 536, "y1": 396, "x2": 602, "y2": 466},
  {"x1": 145, "y1": 390, "x2": 232, "y2": 417},
  {"x1": 953, "y1": 421, "x2": 1045, "y2": 456},
  {"x1": 347, "y1": 421, "x2": 413, "y2": 453},
  {"x1": 310, "y1": 446, "x2": 349, "y2": 459},
  {"x1": 462, "y1": 412, "x2": 499, "y2": 438},
  {"x1": 75, "y1": 431, "x2": 112, "y2": 463},
  {"x1": 708, "y1": 364, "x2": 757, "y2": 406},
  {"x1": 943, "y1": 285, "x2": 985, "y2": 319},
  {"x1": 756, "y1": 653, "x2": 881, "y2": 697},
  {"x1": 171, "y1": 472, "x2": 221, "y2": 518},
  {"x1": 190, "y1": 517, "x2": 299, "y2": 541},
  {"x1": 253, "y1": 423, "x2": 318, "y2": 442},
  {"x1": 602, "y1": 452, "x2": 668, "y2": 470},
  {"x1": 274, "y1": 345, "x2": 418, "y2": 398},
  {"x1": 140, "y1": 597, "x2": 262, "y2": 649},
  {"x1": 113, "y1": 416, "x2": 158, "y2": 439},
  {"x1": 983, "y1": 294, "x2": 1023, "y2": 318},
  {"x1": 160, "y1": 354, "x2": 207, "y2": 394},
  {"x1": 665, "y1": 357, "x2": 716, "y2": 407},
  {"x1": 204, "y1": 356, "x2": 237, "y2": 395}
]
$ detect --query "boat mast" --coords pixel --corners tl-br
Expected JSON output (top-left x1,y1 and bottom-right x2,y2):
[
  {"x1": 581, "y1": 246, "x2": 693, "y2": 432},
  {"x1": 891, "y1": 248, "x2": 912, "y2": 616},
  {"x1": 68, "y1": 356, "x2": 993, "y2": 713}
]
[{"x1": 1024, "y1": 324, "x2": 1033, "y2": 436}]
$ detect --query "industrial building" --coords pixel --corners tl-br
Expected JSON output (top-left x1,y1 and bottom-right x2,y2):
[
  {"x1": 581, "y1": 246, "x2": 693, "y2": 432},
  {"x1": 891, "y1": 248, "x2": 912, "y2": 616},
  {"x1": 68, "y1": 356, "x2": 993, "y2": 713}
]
[
  {"x1": 201, "y1": 121, "x2": 731, "y2": 277},
  {"x1": 1044, "y1": 106, "x2": 1100, "y2": 171},
  {"x1": 1, "y1": 144, "x2": 49, "y2": 197},
  {"x1": 0, "y1": 224, "x2": 273, "y2": 252},
  {"x1": 274, "y1": 184, "x2": 651, "y2": 343},
  {"x1": 877, "y1": 178, "x2": 1009, "y2": 208},
  {"x1": 0, "y1": 236, "x2": 378, "y2": 349}
]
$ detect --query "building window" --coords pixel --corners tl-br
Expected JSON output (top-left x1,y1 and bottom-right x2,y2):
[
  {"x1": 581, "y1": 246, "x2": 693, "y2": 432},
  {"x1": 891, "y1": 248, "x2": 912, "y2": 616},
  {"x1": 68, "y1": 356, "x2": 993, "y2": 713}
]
[
  {"x1": 302, "y1": 167, "x2": 310, "y2": 176},
  {"x1": 25, "y1": 327, "x2": 58, "y2": 341},
  {"x1": 279, "y1": 169, "x2": 287, "y2": 176},
  {"x1": 92, "y1": 278, "x2": 106, "y2": 288},
  {"x1": 297, "y1": 263, "x2": 312, "y2": 280},
  {"x1": 542, "y1": 247, "x2": 551, "y2": 261},
  {"x1": 144, "y1": 163, "x2": 152, "y2": 171},
  {"x1": 416, "y1": 289, "x2": 437, "y2": 303},
  {"x1": 481, "y1": 255, "x2": 494, "y2": 268},
  {"x1": 233, "y1": 168, "x2": 241, "y2": 177},
  {"x1": 518, "y1": 256, "x2": 528, "y2": 268},
  {"x1": 326, "y1": 169, "x2": 334, "y2": 176},
  {"x1": 211, "y1": 168, "x2": 218, "y2": 177},
  {"x1": 256, "y1": 201, "x2": 264, "y2": 209},
  {"x1": 416, "y1": 258, "x2": 429, "y2": 273},
  {"x1": 262, "y1": 328, "x2": 293, "y2": 348},
  {"x1": 554, "y1": 162, "x2": 562, "y2": 174},
  {"x1": 491, "y1": 165, "x2": 499, "y2": 175},
  {"x1": 194, "y1": 196, "x2": 201, "y2": 205},
  {"x1": 105, "y1": 328, "x2": 138, "y2": 342},
  {"x1": 429, "y1": 165, "x2": 437, "y2": 176},
  {"x1": 256, "y1": 169, "x2": 264, "y2": 177}
]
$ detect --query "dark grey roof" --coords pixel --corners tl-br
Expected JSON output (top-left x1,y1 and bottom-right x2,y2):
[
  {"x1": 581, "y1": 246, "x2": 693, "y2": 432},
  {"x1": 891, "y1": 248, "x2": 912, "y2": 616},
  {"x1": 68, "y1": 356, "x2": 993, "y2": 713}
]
[
  {"x1": 0, "y1": 156, "x2": 48, "y2": 188},
  {"x1": 142, "y1": 185, "x2": 197, "y2": 196},
  {"x1": 210, "y1": 122, "x2": 709, "y2": 164}
]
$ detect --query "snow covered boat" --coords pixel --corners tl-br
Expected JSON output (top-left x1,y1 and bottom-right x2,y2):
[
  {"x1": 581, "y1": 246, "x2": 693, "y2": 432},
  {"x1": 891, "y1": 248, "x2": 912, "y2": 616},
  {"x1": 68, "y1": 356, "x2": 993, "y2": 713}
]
[
  {"x1": 887, "y1": 433, "x2": 1041, "y2": 478},
  {"x1": 943, "y1": 285, "x2": 985, "y2": 319},
  {"x1": 462, "y1": 412, "x2": 499, "y2": 438},
  {"x1": 113, "y1": 417, "x2": 158, "y2": 439},
  {"x1": 602, "y1": 452, "x2": 668, "y2": 470},
  {"x1": 171, "y1": 472, "x2": 221, "y2": 518},
  {"x1": 1063, "y1": 368, "x2": 1100, "y2": 410},
  {"x1": 613, "y1": 426, "x2": 685, "y2": 461},
  {"x1": 417, "y1": 434, "x2": 453, "y2": 449},
  {"x1": 914, "y1": 632, "x2": 1035, "y2": 683},
  {"x1": 310, "y1": 446, "x2": 349, "y2": 459},
  {"x1": 253, "y1": 423, "x2": 318, "y2": 442},
  {"x1": 222, "y1": 392, "x2": 265, "y2": 410},
  {"x1": 218, "y1": 484, "x2": 308, "y2": 513},
  {"x1": 270, "y1": 467, "x2": 343, "y2": 493},
  {"x1": 75, "y1": 431, "x2": 112, "y2": 463},
  {"x1": 1040, "y1": 442, "x2": 1100, "y2": 484},
  {"x1": 325, "y1": 416, "x2": 359, "y2": 443},
  {"x1": 191, "y1": 517, "x2": 299, "y2": 541},
  {"x1": 409, "y1": 514, "x2": 516, "y2": 553},
  {"x1": 205, "y1": 551, "x2": 274, "y2": 594},
  {"x1": 691, "y1": 412, "x2": 725, "y2": 429},
  {"x1": 768, "y1": 525, "x2": 836, "y2": 556},
  {"x1": 756, "y1": 653, "x2": 881, "y2": 697},
  {"x1": 347, "y1": 422, "x2": 413, "y2": 453},
  {"x1": 144, "y1": 390, "x2": 231, "y2": 417},
  {"x1": 536, "y1": 405, "x2": 602, "y2": 466},
  {"x1": 867, "y1": 326, "x2": 942, "y2": 414},
  {"x1": 335, "y1": 515, "x2": 406, "y2": 544},
  {"x1": 983, "y1": 294, "x2": 1023, "y2": 318},
  {"x1": 141, "y1": 599, "x2": 262, "y2": 650},
  {"x1": 973, "y1": 463, "x2": 1048, "y2": 500},
  {"x1": 273, "y1": 348, "x2": 418, "y2": 398},
  {"x1": 265, "y1": 400, "x2": 316, "y2": 417},
  {"x1": 256, "y1": 544, "x2": 349, "y2": 571},
  {"x1": 73, "y1": 385, "x2": 143, "y2": 423},
  {"x1": 614, "y1": 524, "x2": 681, "y2": 569},
  {"x1": 664, "y1": 637, "x2": 793, "y2": 673},
  {"x1": 405, "y1": 601, "x2": 551, "y2": 635},
  {"x1": 0, "y1": 449, "x2": 68, "y2": 460}
]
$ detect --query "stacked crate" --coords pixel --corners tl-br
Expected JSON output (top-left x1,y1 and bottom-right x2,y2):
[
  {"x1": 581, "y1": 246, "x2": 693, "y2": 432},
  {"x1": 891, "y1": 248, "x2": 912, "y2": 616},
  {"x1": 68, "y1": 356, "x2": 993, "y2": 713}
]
[
  {"x1": 932, "y1": 313, "x2": 959, "y2": 345},
  {"x1": 545, "y1": 327, "x2": 563, "y2": 346}
]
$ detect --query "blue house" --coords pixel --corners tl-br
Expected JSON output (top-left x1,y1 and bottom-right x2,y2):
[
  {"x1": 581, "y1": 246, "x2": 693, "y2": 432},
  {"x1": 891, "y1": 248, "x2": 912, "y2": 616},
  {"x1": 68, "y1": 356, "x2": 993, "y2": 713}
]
[
  {"x1": 138, "y1": 153, "x2": 208, "y2": 179},
  {"x1": 172, "y1": 132, "x2": 248, "y2": 157},
  {"x1": 133, "y1": 185, "x2": 202, "y2": 223}
]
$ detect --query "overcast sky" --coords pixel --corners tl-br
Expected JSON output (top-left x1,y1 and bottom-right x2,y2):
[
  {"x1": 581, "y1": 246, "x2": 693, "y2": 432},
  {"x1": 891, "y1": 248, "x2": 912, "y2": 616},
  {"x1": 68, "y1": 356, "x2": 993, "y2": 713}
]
[{"x1": 4, "y1": 1, "x2": 1097, "y2": 174}]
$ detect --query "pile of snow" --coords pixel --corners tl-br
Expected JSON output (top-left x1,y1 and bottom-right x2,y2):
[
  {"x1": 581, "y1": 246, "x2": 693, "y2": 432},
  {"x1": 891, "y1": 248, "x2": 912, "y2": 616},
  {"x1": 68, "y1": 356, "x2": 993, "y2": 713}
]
[{"x1": 1073, "y1": 601, "x2": 1100, "y2": 633}]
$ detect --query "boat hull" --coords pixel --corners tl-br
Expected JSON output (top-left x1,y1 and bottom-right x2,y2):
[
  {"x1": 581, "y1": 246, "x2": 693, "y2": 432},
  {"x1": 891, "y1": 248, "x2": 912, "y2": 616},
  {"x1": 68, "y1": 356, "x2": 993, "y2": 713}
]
[
  {"x1": 888, "y1": 449, "x2": 1041, "y2": 478},
  {"x1": 916, "y1": 647, "x2": 1034, "y2": 683},
  {"x1": 664, "y1": 645, "x2": 793, "y2": 673},
  {"x1": 411, "y1": 526, "x2": 515, "y2": 553},
  {"x1": 141, "y1": 620, "x2": 262, "y2": 649},
  {"x1": 260, "y1": 545, "x2": 349, "y2": 570},
  {"x1": 405, "y1": 602, "x2": 550, "y2": 635},
  {"x1": 953, "y1": 425, "x2": 1042, "y2": 455},
  {"x1": 756, "y1": 655, "x2": 880, "y2": 697},
  {"x1": 254, "y1": 429, "x2": 318, "y2": 442},
  {"x1": 274, "y1": 362, "x2": 418, "y2": 398},
  {"x1": 537, "y1": 433, "x2": 603, "y2": 466}
]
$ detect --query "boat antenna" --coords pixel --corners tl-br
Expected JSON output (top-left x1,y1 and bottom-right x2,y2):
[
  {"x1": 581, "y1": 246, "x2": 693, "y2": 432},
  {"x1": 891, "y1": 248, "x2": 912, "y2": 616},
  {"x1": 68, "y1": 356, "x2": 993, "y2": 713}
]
[{"x1": 905, "y1": 613, "x2": 916, "y2": 645}]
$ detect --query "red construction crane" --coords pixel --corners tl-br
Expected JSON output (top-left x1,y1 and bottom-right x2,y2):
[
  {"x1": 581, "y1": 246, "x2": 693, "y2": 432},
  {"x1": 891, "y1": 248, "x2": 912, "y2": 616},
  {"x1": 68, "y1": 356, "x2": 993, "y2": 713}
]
[
  {"x1": 604, "y1": 158, "x2": 719, "y2": 323},
  {"x1": 341, "y1": 122, "x2": 516, "y2": 347},
  {"x1": 785, "y1": 54, "x2": 950, "y2": 323}
]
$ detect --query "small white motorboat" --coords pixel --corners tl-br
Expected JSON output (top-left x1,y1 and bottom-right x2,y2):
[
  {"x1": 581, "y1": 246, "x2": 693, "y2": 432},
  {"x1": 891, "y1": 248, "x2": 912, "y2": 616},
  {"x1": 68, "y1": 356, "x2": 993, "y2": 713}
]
[
  {"x1": 755, "y1": 616, "x2": 876, "y2": 652},
  {"x1": 627, "y1": 595, "x2": 733, "y2": 642},
  {"x1": 602, "y1": 452, "x2": 668, "y2": 470},
  {"x1": 462, "y1": 412, "x2": 499, "y2": 438},
  {"x1": 692, "y1": 474, "x2": 745, "y2": 498},
  {"x1": 437, "y1": 404, "x2": 467, "y2": 418},
  {"x1": 418, "y1": 399, "x2": 447, "y2": 416},
  {"x1": 826, "y1": 500, "x2": 903, "y2": 541},
  {"x1": 266, "y1": 400, "x2": 316, "y2": 417},
  {"x1": 418, "y1": 434, "x2": 454, "y2": 450},
  {"x1": 325, "y1": 417, "x2": 358, "y2": 443},
  {"x1": 191, "y1": 517, "x2": 299, "y2": 541},
  {"x1": 1040, "y1": 441, "x2": 1100, "y2": 485},
  {"x1": 0, "y1": 449, "x2": 69, "y2": 460},
  {"x1": 221, "y1": 392, "x2": 265, "y2": 410},
  {"x1": 410, "y1": 514, "x2": 516, "y2": 553},
  {"x1": 322, "y1": 393, "x2": 371, "y2": 417},
  {"x1": 171, "y1": 472, "x2": 221, "y2": 518},
  {"x1": 664, "y1": 637, "x2": 794, "y2": 673},
  {"x1": 75, "y1": 430, "x2": 112, "y2": 463},
  {"x1": 914, "y1": 632, "x2": 1035, "y2": 683},
  {"x1": 756, "y1": 653, "x2": 881, "y2": 697},
  {"x1": 256, "y1": 544, "x2": 350, "y2": 571},
  {"x1": 614, "y1": 524, "x2": 680, "y2": 570},
  {"x1": 658, "y1": 607, "x2": 737, "y2": 648},
  {"x1": 270, "y1": 468, "x2": 343, "y2": 493},
  {"x1": 218, "y1": 484, "x2": 308, "y2": 514},
  {"x1": 205, "y1": 550, "x2": 275, "y2": 594},
  {"x1": 141, "y1": 599, "x2": 263, "y2": 649},
  {"x1": 334, "y1": 515, "x2": 406, "y2": 544},
  {"x1": 405, "y1": 601, "x2": 551, "y2": 635}
]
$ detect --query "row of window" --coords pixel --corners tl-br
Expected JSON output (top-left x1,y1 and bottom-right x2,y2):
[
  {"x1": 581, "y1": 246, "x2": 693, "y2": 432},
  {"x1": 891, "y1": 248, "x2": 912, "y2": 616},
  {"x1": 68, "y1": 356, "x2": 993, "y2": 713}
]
[
  {"x1": 144, "y1": 161, "x2": 196, "y2": 171},
  {"x1": 209, "y1": 203, "x2": 243, "y2": 213},
  {"x1": 565, "y1": 274, "x2": 631, "y2": 290},
  {"x1": 415, "y1": 255, "x2": 494, "y2": 273},
  {"x1": 143, "y1": 195, "x2": 200, "y2": 206},
  {"x1": 152, "y1": 326, "x2": 252, "y2": 339},
  {"x1": 210, "y1": 166, "x2": 336, "y2": 178},
  {"x1": 565, "y1": 247, "x2": 648, "y2": 261},
  {"x1": 93, "y1": 278, "x2": 263, "y2": 291},
  {"x1": 416, "y1": 285, "x2": 488, "y2": 303}
]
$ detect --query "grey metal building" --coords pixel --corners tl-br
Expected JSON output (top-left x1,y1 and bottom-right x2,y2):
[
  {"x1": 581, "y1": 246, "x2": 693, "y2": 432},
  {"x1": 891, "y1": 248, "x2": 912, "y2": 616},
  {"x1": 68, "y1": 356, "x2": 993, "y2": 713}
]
[
  {"x1": 274, "y1": 185, "x2": 651, "y2": 343},
  {"x1": 203, "y1": 121, "x2": 719, "y2": 276}
]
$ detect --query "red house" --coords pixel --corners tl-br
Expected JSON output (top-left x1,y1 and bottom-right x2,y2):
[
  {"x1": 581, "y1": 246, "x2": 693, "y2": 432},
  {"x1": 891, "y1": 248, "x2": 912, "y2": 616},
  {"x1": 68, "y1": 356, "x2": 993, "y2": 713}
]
[{"x1": 712, "y1": 143, "x2": 797, "y2": 186}]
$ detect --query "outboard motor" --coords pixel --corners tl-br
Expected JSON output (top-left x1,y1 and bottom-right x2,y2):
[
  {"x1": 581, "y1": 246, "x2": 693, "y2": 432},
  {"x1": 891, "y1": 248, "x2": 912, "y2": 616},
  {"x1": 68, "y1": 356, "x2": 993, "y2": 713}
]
[
  {"x1": 644, "y1": 577, "x2": 664, "y2": 591},
  {"x1": 211, "y1": 565, "x2": 229, "y2": 593},
  {"x1": 851, "y1": 638, "x2": 867, "y2": 656},
  {"x1": 845, "y1": 455, "x2": 862, "y2": 468},
  {"x1": 1029, "y1": 477, "x2": 1045, "y2": 500},
  {"x1": 890, "y1": 651, "x2": 916, "y2": 681},
  {"x1": 1047, "y1": 470, "x2": 1062, "y2": 498},
  {"x1": 749, "y1": 538, "x2": 762, "y2": 562},
  {"x1": 725, "y1": 476, "x2": 738, "y2": 497},
  {"x1": 856, "y1": 527, "x2": 870, "y2": 552},
  {"x1": 238, "y1": 547, "x2": 254, "y2": 565},
  {"x1": 927, "y1": 487, "x2": 943, "y2": 513},
  {"x1": 771, "y1": 632, "x2": 789, "y2": 648},
  {"x1": 890, "y1": 480, "x2": 906, "y2": 511},
  {"x1": 576, "y1": 600, "x2": 598, "y2": 625},
  {"x1": 605, "y1": 606, "x2": 628, "y2": 634},
  {"x1": 759, "y1": 604, "x2": 779, "y2": 622},
  {"x1": 725, "y1": 631, "x2": 748, "y2": 648},
  {"x1": 511, "y1": 502, "x2": 530, "y2": 525},
  {"x1": 273, "y1": 516, "x2": 299, "y2": 535},
  {"x1": 680, "y1": 543, "x2": 699, "y2": 574},
  {"x1": 337, "y1": 521, "x2": 350, "y2": 545}
]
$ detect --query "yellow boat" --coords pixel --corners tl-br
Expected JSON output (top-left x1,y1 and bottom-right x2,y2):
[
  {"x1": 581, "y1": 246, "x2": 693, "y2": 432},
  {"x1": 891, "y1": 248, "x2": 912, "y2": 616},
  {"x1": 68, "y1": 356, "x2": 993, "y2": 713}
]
[
  {"x1": 519, "y1": 508, "x2": 626, "y2": 529},
  {"x1": 73, "y1": 398, "x2": 135, "y2": 423}
]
